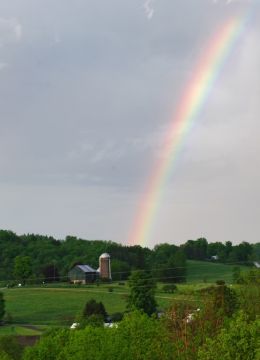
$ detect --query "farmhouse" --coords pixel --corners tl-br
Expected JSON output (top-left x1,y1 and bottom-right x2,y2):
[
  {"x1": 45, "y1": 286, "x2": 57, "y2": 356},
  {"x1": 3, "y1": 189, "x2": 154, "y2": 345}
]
[
  {"x1": 68, "y1": 264, "x2": 98, "y2": 284},
  {"x1": 68, "y1": 253, "x2": 112, "y2": 284}
]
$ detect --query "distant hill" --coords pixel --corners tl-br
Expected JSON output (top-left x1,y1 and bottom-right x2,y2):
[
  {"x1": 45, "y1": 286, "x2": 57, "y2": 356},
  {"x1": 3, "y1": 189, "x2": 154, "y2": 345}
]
[{"x1": 186, "y1": 260, "x2": 248, "y2": 283}]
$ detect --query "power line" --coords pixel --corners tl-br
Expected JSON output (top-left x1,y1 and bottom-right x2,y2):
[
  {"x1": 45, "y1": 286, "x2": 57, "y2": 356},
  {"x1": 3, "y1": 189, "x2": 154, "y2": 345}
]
[{"x1": 0, "y1": 262, "x2": 257, "y2": 283}]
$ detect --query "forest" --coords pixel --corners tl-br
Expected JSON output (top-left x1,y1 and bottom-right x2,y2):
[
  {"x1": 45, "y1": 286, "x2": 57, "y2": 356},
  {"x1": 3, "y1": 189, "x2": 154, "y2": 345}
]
[{"x1": 0, "y1": 229, "x2": 259, "y2": 284}]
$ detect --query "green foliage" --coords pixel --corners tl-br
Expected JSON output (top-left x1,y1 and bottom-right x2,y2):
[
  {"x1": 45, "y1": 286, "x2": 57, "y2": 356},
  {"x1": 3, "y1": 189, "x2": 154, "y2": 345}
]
[
  {"x1": 111, "y1": 259, "x2": 131, "y2": 281},
  {"x1": 13, "y1": 256, "x2": 32, "y2": 284},
  {"x1": 237, "y1": 269, "x2": 260, "y2": 320},
  {"x1": 162, "y1": 284, "x2": 177, "y2": 293},
  {"x1": 23, "y1": 329, "x2": 70, "y2": 360},
  {"x1": 41, "y1": 264, "x2": 60, "y2": 282},
  {"x1": 0, "y1": 336, "x2": 23, "y2": 360},
  {"x1": 0, "y1": 292, "x2": 5, "y2": 322},
  {"x1": 233, "y1": 266, "x2": 243, "y2": 284},
  {"x1": 83, "y1": 299, "x2": 107, "y2": 320},
  {"x1": 23, "y1": 312, "x2": 173, "y2": 360},
  {"x1": 77, "y1": 314, "x2": 104, "y2": 329},
  {"x1": 110, "y1": 312, "x2": 124, "y2": 322},
  {"x1": 198, "y1": 311, "x2": 260, "y2": 360},
  {"x1": 0, "y1": 351, "x2": 12, "y2": 360},
  {"x1": 160, "y1": 250, "x2": 186, "y2": 283},
  {"x1": 200, "y1": 282, "x2": 238, "y2": 317},
  {"x1": 128, "y1": 271, "x2": 157, "y2": 316}
]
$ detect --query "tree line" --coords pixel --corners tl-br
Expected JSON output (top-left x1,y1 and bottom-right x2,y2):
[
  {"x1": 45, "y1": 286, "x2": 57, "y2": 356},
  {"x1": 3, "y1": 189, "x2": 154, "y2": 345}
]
[{"x1": 0, "y1": 230, "x2": 258, "y2": 284}]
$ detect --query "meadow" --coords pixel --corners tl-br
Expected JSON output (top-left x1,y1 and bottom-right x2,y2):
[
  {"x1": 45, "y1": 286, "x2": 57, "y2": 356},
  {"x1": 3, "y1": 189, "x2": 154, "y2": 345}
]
[{"x1": 0, "y1": 260, "x2": 243, "y2": 330}]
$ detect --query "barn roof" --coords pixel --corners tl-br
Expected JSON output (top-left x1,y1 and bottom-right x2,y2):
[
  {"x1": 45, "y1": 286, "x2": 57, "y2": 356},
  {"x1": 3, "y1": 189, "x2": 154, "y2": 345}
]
[{"x1": 76, "y1": 264, "x2": 97, "y2": 273}]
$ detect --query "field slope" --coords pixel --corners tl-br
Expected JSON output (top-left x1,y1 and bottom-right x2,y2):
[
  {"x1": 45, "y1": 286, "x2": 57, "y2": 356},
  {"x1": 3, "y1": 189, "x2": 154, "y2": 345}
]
[
  {"x1": 186, "y1": 260, "x2": 244, "y2": 283},
  {"x1": 1, "y1": 261, "x2": 246, "y2": 326}
]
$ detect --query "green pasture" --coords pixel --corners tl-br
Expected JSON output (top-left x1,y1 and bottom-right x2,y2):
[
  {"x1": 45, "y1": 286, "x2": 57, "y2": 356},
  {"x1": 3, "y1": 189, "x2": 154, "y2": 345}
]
[
  {"x1": 186, "y1": 260, "x2": 247, "y2": 283},
  {"x1": 3, "y1": 286, "x2": 128, "y2": 326},
  {"x1": 1, "y1": 283, "x2": 209, "y2": 326},
  {"x1": 0, "y1": 325, "x2": 42, "y2": 336},
  {"x1": 0, "y1": 260, "x2": 243, "y2": 326}
]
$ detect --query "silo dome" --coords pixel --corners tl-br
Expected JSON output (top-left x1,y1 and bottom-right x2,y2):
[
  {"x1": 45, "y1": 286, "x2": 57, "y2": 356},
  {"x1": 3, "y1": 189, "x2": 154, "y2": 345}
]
[{"x1": 99, "y1": 253, "x2": 110, "y2": 259}]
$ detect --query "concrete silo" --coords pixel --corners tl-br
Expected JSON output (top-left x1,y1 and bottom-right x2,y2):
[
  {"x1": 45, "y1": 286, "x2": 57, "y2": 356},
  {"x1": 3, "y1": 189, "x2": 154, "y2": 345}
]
[{"x1": 99, "y1": 253, "x2": 111, "y2": 280}]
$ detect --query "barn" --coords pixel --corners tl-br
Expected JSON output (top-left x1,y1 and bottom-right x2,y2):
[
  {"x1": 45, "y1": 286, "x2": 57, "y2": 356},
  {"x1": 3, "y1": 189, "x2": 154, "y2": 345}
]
[{"x1": 68, "y1": 264, "x2": 98, "y2": 284}]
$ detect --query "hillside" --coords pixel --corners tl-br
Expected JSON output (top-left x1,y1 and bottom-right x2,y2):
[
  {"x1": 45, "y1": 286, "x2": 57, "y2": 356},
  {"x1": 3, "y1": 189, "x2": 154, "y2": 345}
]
[{"x1": 186, "y1": 260, "x2": 248, "y2": 283}]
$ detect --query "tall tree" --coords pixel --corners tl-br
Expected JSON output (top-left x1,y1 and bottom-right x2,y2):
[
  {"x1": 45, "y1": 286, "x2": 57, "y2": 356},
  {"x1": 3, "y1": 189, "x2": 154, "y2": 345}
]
[
  {"x1": 127, "y1": 271, "x2": 157, "y2": 316},
  {"x1": 13, "y1": 256, "x2": 32, "y2": 284}
]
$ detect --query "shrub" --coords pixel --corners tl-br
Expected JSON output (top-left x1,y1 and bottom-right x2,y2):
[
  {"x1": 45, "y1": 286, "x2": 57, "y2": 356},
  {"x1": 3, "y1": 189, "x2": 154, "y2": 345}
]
[
  {"x1": 111, "y1": 312, "x2": 124, "y2": 322},
  {"x1": 0, "y1": 336, "x2": 23, "y2": 360},
  {"x1": 162, "y1": 284, "x2": 177, "y2": 293},
  {"x1": 216, "y1": 280, "x2": 225, "y2": 286},
  {"x1": 198, "y1": 311, "x2": 259, "y2": 360},
  {"x1": 83, "y1": 299, "x2": 107, "y2": 321}
]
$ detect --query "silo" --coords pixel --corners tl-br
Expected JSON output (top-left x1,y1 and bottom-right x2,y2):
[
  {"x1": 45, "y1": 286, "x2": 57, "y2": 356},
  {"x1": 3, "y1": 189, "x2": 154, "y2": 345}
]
[{"x1": 99, "y1": 253, "x2": 111, "y2": 280}]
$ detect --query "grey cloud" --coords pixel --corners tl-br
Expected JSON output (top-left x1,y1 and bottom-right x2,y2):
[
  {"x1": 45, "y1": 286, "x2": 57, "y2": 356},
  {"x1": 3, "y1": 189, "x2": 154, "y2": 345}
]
[
  {"x1": 0, "y1": 17, "x2": 22, "y2": 46},
  {"x1": 0, "y1": 0, "x2": 258, "y2": 245}
]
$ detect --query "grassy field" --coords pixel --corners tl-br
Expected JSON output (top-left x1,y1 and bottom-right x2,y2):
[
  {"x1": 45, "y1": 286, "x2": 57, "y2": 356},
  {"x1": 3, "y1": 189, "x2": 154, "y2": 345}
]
[
  {"x1": 0, "y1": 325, "x2": 42, "y2": 336},
  {"x1": 0, "y1": 260, "x2": 243, "y2": 327},
  {"x1": 186, "y1": 260, "x2": 244, "y2": 283},
  {"x1": 2, "y1": 283, "x2": 206, "y2": 326}
]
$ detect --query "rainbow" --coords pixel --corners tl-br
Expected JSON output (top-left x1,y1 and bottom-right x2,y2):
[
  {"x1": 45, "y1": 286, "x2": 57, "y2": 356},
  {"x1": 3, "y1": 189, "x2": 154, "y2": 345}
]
[{"x1": 128, "y1": 10, "x2": 253, "y2": 247}]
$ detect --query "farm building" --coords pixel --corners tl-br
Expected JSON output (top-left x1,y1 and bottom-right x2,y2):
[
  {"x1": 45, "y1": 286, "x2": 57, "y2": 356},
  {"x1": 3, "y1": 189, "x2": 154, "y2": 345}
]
[
  {"x1": 68, "y1": 264, "x2": 98, "y2": 284},
  {"x1": 98, "y1": 253, "x2": 112, "y2": 280}
]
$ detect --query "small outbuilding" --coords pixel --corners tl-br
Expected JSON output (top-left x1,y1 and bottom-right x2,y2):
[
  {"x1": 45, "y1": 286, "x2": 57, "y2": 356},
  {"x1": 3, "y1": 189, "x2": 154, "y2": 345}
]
[{"x1": 68, "y1": 264, "x2": 98, "y2": 284}]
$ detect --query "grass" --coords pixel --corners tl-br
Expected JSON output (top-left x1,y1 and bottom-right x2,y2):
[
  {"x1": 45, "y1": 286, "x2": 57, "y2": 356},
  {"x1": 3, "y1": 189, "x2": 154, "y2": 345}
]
[
  {"x1": 186, "y1": 260, "x2": 247, "y2": 283},
  {"x1": 1, "y1": 260, "x2": 243, "y2": 326},
  {"x1": 3, "y1": 286, "x2": 128, "y2": 325},
  {"x1": 0, "y1": 325, "x2": 42, "y2": 336}
]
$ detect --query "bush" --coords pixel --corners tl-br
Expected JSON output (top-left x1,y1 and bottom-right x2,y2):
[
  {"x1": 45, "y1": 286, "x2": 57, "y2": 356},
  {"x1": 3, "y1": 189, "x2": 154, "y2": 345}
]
[
  {"x1": 24, "y1": 312, "x2": 174, "y2": 360},
  {"x1": 6, "y1": 282, "x2": 16, "y2": 288},
  {"x1": 77, "y1": 314, "x2": 104, "y2": 329},
  {"x1": 83, "y1": 299, "x2": 107, "y2": 320},
  {"x1": 198, "y1": 311, "x2": 259, "y2": 360},
  {"x1": 111, "y1": 312, "x2": 124, "y2": 322},
  {"x1": 162, "y1": 284, "x2": 177, "y2": 293},
  {"x1": 0, "y1": 350, "x2": 12, "y2": 360},
  {"x1": 216, "y1": 280, "x2": 225, "y2": 286},
  {"x1": 0, "y1": 336, "x2": 23, "y2": 360}
]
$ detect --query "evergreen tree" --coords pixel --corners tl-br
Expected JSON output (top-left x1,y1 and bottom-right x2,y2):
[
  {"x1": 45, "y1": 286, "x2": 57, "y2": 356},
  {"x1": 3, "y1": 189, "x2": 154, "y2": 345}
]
[{"x1": 127, "y1": 271, "x2": 157, "y2": 316}]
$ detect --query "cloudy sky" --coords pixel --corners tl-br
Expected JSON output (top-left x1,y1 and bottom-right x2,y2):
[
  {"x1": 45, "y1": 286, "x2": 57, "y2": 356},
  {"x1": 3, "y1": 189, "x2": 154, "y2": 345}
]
[{"x1": 0, "y1": 0, "x2": 259, "y2": 247}]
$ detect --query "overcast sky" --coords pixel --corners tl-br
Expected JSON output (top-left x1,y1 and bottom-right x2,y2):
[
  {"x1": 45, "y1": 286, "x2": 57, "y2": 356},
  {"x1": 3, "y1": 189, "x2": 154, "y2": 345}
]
[{"x1": 0, "y1": 0, "x2": 259, "y2": 247}]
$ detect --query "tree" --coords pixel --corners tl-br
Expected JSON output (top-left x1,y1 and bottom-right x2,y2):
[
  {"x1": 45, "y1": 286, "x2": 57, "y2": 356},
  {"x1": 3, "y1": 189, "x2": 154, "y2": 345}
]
[
  {"x1": 0, "y1": 336, "x2": 23, "y2": 360},
  {"x1": 198, "y1": 312, "x2": 259, "y2": 360},
  {"x1": 41, "y1": 263, "x2": 60, "y2": 282},
  {"x1": 127, "y1": 271, "x2": 157, "y2": 316},
  {"x1": 13, "y1": 256, "x2": 32, "y2": 284},
  {"x1": 83, "y1": 299, "x2": 107, "y2": 320},
  {"x1": 23, "y1": 312, "x2": 174, "y2": 360},
  {"x1": 162, "y1": 249, "x2": 186, "y2": 283},
  {"x1": 111, "y1": 259, "x2": 131, "y2": 281},
  {"x1": 0, "y1": 292, "x2": 5, "y2": 323},
  {"x1": 199, "y1": 281, "x2": 238, "y2": 318}
]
